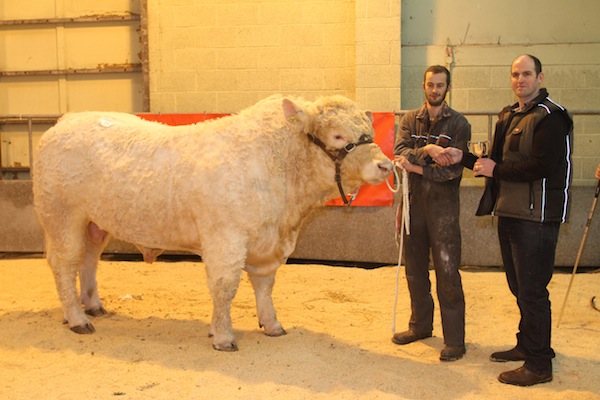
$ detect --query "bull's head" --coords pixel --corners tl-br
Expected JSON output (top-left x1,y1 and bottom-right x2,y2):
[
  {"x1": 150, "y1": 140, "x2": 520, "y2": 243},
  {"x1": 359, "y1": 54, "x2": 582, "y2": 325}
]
[{"x1": 282, "y1": 96, "x2": 393, "y2": 205}]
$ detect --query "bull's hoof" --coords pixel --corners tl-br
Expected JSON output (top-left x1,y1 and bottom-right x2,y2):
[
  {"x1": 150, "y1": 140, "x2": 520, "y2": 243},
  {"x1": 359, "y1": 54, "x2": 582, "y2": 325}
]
[
  {"x1": 70, "y1": 323, "x2": 96, "y2": 334},
  {"x1": 265, "y1": 328, "x2": 287, "y2": 337},
  {"x1": 85, "y1": 306, "x2": 107, "y2": 317},
  {"x1": 212, "y1": 342, "x2": 239, "y2": 352}
]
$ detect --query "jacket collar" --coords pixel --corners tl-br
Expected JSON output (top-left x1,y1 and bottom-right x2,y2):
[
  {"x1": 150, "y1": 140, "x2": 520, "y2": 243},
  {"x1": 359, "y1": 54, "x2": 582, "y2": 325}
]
[
  {"x1": 510, "y1": 88, "x2": 549, "y2": 113},
  {"x1": 416, "y1": 101, "x2": 452, "y2": 120}
]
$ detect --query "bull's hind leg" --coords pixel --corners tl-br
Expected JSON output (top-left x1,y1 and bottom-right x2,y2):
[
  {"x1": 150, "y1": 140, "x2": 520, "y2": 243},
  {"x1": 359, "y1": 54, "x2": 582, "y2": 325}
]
[
  {"x1": 45, "y1": 223, "x2": 96, "y2": 334},
  {"x1": 247, "y1": 271, "x2": 286, "y2": 337},
  {"x1": 79, "y1": 222, "x2": 110, "y2": 317}
]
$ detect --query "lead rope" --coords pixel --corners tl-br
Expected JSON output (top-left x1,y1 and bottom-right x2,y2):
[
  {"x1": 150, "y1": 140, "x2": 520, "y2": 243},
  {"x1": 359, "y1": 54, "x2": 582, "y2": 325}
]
[{"x1": 390, "y1": 165, "x2": 409, "y2": 333}]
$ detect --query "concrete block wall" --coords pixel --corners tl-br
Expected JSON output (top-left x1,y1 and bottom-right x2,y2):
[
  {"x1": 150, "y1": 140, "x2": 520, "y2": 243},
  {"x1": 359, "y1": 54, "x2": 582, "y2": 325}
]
[
  {"x1": 4, "y1": 181, "x2": 599, "y2": 267},
  {"x1": 3, "y1": 1, "x2": 600, "y2": 267},
  {"x1": 355, "y1": 0, "x2": 401, "y2": 111},
  {"x1": 402, "y1": 61, "x2": 600, "y2": 188},
  {"x1": 147, "y1": 0, "x2": 401, "y2": 113},
  {"x1": 453, "y1": 62, "x2": 600, "y2": 186},
  {"x1": 399, "y1": 0, "x2": 600, "y2": 188}
]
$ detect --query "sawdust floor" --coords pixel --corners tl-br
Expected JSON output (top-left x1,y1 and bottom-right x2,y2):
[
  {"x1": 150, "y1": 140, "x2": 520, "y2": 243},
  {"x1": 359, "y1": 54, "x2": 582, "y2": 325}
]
[{"x1": 0, "y1": 257, "x2": 599, "y2": 400}]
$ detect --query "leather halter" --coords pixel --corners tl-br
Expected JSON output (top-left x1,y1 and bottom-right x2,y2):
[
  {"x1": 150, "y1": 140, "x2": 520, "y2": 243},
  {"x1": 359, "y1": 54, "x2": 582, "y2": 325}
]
[{"x1": 307, "y1": 133, "x2": 374, "y2": 206}]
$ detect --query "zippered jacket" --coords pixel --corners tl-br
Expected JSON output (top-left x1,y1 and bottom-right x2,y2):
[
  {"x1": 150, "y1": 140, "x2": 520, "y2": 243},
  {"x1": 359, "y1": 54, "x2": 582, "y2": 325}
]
[
  {"x1": 475, "y1": 88, "x2": 573, "y2": 222},
  {"x1": 395, "y1": 102, "x2": 471, "y2": 184}
]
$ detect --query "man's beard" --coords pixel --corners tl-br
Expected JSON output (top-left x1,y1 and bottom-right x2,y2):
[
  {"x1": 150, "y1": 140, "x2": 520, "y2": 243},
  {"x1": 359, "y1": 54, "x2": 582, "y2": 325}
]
[{"x1": 426, "y1": 89, "x2": 447, "y2": 107}]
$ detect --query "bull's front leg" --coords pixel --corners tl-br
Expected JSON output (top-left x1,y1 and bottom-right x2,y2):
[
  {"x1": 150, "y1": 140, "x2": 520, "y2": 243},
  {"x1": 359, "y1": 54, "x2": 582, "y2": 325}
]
[
  {"x1": 248, "y1": 272, "x2": 286, "y2": 337},
  {"x1": 205, "y1": 262, "x2": 243, "y2": 351}
]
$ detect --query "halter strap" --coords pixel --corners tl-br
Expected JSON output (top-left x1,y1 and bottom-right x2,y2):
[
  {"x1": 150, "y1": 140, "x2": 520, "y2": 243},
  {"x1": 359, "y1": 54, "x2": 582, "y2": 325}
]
[{"x1": 307, "y1": 133, "x2": 374, "y2": 205}]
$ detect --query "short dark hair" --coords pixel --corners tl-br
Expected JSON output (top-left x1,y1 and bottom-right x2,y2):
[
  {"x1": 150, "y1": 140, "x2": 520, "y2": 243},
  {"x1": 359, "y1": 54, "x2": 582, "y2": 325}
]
[
  {"x1": 424, "y1": 65, "x2": 451, "y2": 85},
  {"x1": 523, "y1": 54, "x2": 543, "y2": 76}
]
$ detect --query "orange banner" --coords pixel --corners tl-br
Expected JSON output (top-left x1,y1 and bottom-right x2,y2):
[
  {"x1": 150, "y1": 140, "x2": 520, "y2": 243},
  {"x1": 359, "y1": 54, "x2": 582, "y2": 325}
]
[
  {"x1": 137, "y1": 113, "x2": 228, "y2": 125},
  {"x1": 136, "y1": 112, "x2": 396, "y2": 207}
]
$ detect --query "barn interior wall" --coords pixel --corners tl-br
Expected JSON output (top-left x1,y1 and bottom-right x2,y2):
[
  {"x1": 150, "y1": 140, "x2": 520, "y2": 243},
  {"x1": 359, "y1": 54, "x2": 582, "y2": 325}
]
[
  {"x1": 2, "y1": 0, "x2": 600, "y2": 266},
  {"x1": 147, "y1": 0, "x2": 599, "y2": 188},
  {"x1": 2, "y1": 180, "x2": 599, "y2": 267},
  {"x1": 0, "y1": 0, "x2": 143, "y2": 169},
  {"x1": 146, "y1": 0, "x2": 400, "y2": 114},
  {"x1": 400, "y1": 0, "x2": 600, "y2": 187}
]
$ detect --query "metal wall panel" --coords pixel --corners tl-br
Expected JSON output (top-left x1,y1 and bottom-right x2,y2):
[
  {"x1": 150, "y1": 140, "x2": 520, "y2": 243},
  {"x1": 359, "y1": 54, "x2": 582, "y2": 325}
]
[{"x1": 0, "y1": 1, "x2": 143, "y2": 171}]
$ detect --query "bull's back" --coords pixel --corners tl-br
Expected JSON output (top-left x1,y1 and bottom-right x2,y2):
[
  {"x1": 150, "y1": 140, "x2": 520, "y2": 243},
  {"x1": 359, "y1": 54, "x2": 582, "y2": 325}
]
[
  {"x1": 33, "y1": 111, "x2": 291, "y2": 249},
  {"x1": 35, "y1": 112, "x2": 177, "y2": 200},
  {"x1": 35, "y1": 114, "x2": 195, "y2": 235}
]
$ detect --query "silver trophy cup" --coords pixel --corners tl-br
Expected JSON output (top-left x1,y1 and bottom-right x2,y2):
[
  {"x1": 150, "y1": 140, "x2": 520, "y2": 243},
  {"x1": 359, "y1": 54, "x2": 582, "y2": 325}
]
[{"x1": 468, "y1": 140, "x2": 489, "y2": 158}]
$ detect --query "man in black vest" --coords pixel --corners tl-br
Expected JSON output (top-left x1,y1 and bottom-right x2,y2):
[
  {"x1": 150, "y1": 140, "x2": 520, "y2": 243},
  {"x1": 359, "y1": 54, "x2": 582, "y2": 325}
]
[{"x1": 439, "y1": 54, "x2": 573, "y2": 386}]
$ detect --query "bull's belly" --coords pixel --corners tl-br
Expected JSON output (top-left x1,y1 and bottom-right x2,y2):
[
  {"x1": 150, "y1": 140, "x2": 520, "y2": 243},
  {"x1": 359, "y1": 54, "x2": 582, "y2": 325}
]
[
  {"x1": 113, "y1": 223, "x2": 202, "y2": 254},
  {"x1": 86, "y1": 204, "x2": 203, "y2": 254},
  {"x1": 74, "y1": 186, "x2": 297, "y2": 264},
  {"x1": 116, "y1": 231, "x2": 202, "y2": 256}
]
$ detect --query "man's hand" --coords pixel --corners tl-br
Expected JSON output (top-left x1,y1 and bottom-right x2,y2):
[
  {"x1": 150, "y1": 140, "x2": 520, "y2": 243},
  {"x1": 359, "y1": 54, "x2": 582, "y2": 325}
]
[
  {"x1": 474, "y1": 158, "x2": 496, "y2": 177},
  {"x1": 595, "y1": 164, "x2": 600, "y2": 180},
  {"x1": 424, "y1": 144, "x2": 456, "y2": 166},
  {"x1": 438, "y1": 147, "x2": 464, "y2": 166},
  {"x1": 394, "y1": 155, "x2": 423, "y2": 175},
  {"x1": 423, "y1": 144, "x2": 445, "y2": 159}
]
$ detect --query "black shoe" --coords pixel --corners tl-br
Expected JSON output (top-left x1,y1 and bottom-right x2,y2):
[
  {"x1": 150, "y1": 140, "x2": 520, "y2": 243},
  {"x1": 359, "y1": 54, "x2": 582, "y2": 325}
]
[
  {"x1": 440, "y1": 345, "x2": 466, "y2": 362},
  {"x1": 391, "y1": 330, "x2": 432, "y2": 345},
  {"x1": 498, "y1": 366, "x2": 552, "y2": 386},
  {"x1": 490, "y1": 347, "x2": 528, "y2": 362}
]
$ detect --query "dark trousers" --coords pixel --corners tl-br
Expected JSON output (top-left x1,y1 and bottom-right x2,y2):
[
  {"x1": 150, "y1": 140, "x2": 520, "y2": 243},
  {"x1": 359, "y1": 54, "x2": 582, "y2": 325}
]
[
  {"x1": 403, "y1": 177, "x2": 465, "y2": 347},
  {"x1": 497, "y1": 216, "x2": 559, "y2": 374}
]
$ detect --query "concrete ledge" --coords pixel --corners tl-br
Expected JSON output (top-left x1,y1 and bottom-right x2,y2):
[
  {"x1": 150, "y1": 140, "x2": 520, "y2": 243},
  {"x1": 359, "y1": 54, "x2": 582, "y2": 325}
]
[{"x1": 1, "y1": 180, "x2": 598, "y2": 267}]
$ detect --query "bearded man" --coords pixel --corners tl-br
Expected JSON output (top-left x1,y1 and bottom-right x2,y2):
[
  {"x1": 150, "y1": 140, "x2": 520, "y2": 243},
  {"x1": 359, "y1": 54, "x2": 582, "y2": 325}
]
[{"x1": 392, "y1": 65, "x2": 471, "y2": 362}]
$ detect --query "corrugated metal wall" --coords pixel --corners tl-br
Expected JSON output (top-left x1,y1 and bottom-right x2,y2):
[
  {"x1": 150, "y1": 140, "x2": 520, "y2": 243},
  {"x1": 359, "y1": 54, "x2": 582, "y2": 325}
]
[{"x1": 0, "y1": 0, "x2": 144, "y2": 172}]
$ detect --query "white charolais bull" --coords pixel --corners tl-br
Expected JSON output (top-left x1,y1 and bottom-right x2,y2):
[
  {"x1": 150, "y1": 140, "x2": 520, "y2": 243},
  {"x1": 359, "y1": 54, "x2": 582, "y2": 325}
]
[{"x1": 32, "y1": 95, "x2": 393, "y2": 351}]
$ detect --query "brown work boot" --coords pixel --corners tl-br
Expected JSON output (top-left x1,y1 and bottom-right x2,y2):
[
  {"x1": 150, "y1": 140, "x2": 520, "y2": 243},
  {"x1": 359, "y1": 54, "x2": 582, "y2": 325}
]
[
  {"x1": 490, "y1": 347, "x2": 528, "y2": 362},
  {"x1": 391, "y1": 330, "x2": 432, "y2": 345},
  {"x1": 440, "y1": 345, "x2": 466, "y2": 361},
  {"x1": 498, "y1": 366, "x2": 552, "y2": 386}
]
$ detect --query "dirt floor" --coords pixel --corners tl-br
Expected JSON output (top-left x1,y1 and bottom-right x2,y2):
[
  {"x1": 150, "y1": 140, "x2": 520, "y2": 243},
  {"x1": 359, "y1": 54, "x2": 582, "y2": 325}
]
[{"x1": 0, "y1": 256, "x2": 599, "y2": 400}]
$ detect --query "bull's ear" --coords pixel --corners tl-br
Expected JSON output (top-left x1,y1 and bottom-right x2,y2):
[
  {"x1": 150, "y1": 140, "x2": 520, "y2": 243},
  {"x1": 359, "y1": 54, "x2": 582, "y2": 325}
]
[
  {"x1": 365, "y1": 111, "x2": 374, "y2": 123},
  {"x1": 282, "y1": 98, "x2": 306, "y2": 126}
]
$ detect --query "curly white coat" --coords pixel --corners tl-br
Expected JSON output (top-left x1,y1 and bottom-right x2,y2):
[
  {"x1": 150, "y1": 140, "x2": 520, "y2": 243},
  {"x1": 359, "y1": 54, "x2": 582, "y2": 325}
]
[{"x1": 32, "y1": 94, "x2": 393, "y2": 351}]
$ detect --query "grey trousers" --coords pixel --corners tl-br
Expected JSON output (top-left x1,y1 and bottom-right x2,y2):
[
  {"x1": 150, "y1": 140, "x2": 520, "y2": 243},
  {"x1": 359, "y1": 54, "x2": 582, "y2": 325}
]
[{"x1": 402, "y1": 175, "x2": 465, "y2": 346}]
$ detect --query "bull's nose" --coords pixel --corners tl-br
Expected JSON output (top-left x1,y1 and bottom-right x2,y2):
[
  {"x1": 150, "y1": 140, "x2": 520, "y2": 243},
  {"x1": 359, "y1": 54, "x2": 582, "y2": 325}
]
[{"x1": 378, "y1": 160, "x2": 393, "y2": 176}]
